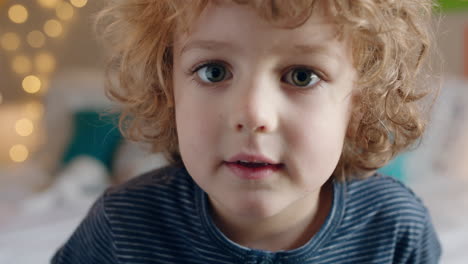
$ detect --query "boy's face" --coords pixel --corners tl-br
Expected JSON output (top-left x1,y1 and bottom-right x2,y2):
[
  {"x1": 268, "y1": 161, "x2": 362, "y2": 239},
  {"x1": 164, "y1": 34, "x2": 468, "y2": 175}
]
[{"x1": 173, "y1": 3, "x2": 356, "y2": 221}]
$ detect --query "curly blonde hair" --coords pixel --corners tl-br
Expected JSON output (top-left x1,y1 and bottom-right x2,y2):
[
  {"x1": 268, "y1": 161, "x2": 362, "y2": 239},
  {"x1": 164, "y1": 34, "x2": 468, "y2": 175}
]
[{"x1": 95, "y1": 0, "x2": 437, "y2": 180}]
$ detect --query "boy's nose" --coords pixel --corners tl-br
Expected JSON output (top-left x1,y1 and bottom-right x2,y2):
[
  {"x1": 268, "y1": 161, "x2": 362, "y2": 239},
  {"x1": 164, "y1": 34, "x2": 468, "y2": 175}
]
[
  {"x1": 235, "y1": 123, "x2": 267, "y2": 133},
  {"x1": 229, "y1": 78, "x2": 278, "y2": 134}
]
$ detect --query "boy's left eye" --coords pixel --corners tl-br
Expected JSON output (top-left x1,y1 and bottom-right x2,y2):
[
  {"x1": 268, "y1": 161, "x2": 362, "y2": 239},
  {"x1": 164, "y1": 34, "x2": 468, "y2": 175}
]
[
  {"x1": 282, "y1": 68, "x2": 321, "y2": 88},
  {"x1": 195, "y1": 63, "x2": 231, "y2": 83}
]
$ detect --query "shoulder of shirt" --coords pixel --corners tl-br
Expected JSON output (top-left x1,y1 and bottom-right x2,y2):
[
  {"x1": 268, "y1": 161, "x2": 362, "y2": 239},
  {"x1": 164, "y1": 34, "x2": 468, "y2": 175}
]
[
  {"x1": 335, "y1": 174, "x2": 440, "y2": 260},
  {"x1": 75, "y1": 165, "x2": 197, "y2": 261},
  {"x1": 344, "y1": 173, "x2": 430, "y2": 224}
]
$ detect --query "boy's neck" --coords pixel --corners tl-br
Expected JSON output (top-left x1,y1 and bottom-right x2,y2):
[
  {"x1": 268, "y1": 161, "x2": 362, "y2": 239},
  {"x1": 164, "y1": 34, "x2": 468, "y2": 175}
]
[{"x1": 209, "y1": 180, "x2": 333, "y2": 252}]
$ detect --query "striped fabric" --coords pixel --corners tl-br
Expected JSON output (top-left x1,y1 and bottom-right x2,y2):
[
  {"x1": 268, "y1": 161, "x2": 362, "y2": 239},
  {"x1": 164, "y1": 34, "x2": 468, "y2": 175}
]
[{"x1": 51, "y1": 166, "x2": 441, "y2": 264}]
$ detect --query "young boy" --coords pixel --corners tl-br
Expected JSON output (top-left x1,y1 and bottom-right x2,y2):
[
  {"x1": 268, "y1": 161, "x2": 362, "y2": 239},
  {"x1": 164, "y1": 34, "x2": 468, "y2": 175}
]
[{"x1": 52, "y1": 0, "x2": 441, "y2": 263}]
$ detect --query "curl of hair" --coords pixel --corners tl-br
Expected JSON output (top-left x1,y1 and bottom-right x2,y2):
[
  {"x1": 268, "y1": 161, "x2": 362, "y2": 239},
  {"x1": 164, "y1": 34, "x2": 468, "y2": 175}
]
[{"x1": 95, "y1": 0, "x2": 438, "y2": 180}]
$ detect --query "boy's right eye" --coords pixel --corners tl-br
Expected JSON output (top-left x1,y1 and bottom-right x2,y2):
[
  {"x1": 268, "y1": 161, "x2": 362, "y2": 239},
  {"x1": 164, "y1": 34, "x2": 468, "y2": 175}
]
[{"x1": 195, "y1": 63, "x2": 230, "y2": 83}]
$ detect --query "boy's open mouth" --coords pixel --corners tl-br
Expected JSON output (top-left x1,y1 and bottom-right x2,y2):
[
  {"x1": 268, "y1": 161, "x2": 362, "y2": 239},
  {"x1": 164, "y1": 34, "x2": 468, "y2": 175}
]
[
  {"x1": 224, "y1": 153, "x2": 285, "y2": 178},
  {"x1": 229, "y1": 160, "x2": 283, "y2": 169},
  {"x1": 224, "y1": 161, "x2": 284, "y2": 170},
  {"x1": 224, "y1": 160, "x2": 284, "y2": 180}
]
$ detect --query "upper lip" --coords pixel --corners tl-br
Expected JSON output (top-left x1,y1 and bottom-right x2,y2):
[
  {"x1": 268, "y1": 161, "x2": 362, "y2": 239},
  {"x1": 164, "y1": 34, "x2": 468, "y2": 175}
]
[{"x1": 226, "y1": 153, "x2": 280, "y2": 164}]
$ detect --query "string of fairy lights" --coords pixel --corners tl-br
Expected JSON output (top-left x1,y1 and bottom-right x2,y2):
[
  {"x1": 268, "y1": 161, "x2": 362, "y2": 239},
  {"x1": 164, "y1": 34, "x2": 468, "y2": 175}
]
[{"x1": 1, "y1": 0, "x2": 88, "y2": 164}]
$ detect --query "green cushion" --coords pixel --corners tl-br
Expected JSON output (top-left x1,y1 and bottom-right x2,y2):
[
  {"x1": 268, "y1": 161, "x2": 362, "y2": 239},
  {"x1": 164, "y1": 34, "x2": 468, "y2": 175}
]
[
  {"x1": 378, "y1": 154, "x2": 407, "y2": 181},
  {"x1": 61, "y1": 110, "x2": 122, "y2": 172}
]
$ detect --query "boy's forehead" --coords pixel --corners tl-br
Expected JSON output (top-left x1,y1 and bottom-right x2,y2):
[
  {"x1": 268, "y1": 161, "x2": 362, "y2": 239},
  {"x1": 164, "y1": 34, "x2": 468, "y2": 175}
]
[
  {"x1": 179, "y1": 0, "x2": 334, "y2": 31},
  {"x1": 175, "y1": 3, "x2": 349, "y2": 62}
]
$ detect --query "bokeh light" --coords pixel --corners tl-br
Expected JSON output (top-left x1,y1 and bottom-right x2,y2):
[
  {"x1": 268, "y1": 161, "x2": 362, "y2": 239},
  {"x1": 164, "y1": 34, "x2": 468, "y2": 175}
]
[
  {"x1": 37, "y1": 0, "x2": 59, "y2": 9},
  {"x1": 22, "y1": 75, "x2": 42, "y2": 94},
  {"x1": 8, "y1": 4, "x2": 28, "y2": 24},
  {"x1": 56, "y1": 2, "x2": 74, "y2": 20},
  {"x1": 9, "y1": 144, "x2": 29, "y2": 163},
  {"x1": 27, "y1": 31, "x2": 46, "y2": 48},
  {"x1": 70, "y1": 0, "x2": 87, "y2": 8},
  {"x1": 44, "y1": 19, "x2": 63, "y2": 38},
  {"x1": 15, "y1": 118, "x2": 34, "y2": 137},
  {"x1": 12, "y1": 55, "x2": 32, "y2": 74},
  {"x1": 35, "y1": 52, "x2": 56, "y2": 73},
  {"x1": 1, "y1": 32, "x2": 20, "y2": 51}
]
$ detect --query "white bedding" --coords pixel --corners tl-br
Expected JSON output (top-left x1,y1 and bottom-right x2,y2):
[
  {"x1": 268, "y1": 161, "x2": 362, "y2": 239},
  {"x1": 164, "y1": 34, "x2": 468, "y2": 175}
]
[{"x1": 0, "y1": 205, "x2": 89, "y2": 264}]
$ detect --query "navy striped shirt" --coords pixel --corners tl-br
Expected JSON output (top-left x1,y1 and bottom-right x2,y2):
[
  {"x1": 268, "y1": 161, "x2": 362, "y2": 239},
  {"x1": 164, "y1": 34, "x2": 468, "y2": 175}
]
[{"x1": 51, "y1": 166, "x2": 441, "y2": 264}]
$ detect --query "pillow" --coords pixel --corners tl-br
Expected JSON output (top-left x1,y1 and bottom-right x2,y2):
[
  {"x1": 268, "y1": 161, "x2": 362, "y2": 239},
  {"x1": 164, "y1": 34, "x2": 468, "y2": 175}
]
[
  {"x1": 60, "y1": 110, "x2": 122, "y2": 173},
  {"x1": 378, "y1": 154, "x2": 407, "y2": 181}
]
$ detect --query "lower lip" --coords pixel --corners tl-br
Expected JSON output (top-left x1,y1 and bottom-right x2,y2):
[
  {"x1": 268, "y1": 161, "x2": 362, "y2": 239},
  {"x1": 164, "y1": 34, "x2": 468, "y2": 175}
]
[{"x1": 224, "y1": 162, "x2": 283, "y2": 180}]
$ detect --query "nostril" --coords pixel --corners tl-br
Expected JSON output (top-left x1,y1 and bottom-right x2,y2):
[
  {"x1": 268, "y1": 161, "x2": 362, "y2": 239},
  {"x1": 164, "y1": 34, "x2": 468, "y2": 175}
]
[{"x1": 234, "y1": 124, "x2": 267, "y2": 132}]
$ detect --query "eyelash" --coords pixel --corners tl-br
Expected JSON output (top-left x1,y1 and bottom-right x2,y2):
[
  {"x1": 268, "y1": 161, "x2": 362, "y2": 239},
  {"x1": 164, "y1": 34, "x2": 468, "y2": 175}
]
[{"x1": 188, "y1": 60, "x2": 325, "y2": 89}]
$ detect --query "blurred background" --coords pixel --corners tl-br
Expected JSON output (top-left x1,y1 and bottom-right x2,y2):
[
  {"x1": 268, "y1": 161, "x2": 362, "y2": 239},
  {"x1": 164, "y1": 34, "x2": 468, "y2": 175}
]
[{"x1": 0, "y1": 0, "x2": 467, "y2": 263}]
